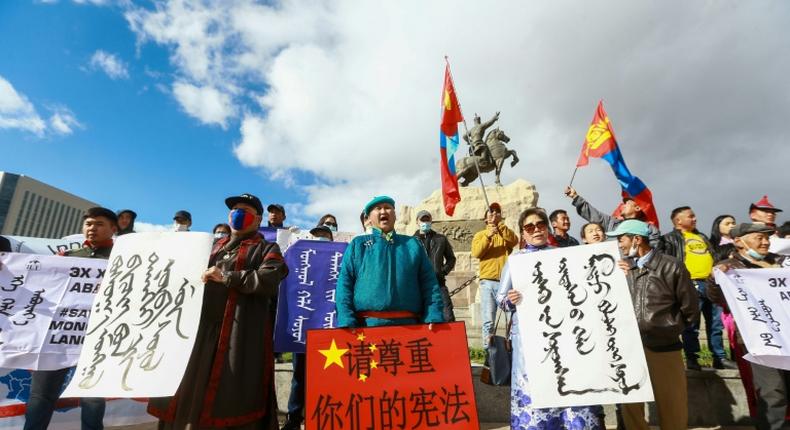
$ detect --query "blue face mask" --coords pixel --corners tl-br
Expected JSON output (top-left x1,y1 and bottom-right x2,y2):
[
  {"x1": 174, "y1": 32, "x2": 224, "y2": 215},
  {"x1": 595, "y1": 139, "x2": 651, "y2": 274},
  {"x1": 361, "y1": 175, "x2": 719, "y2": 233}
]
[
  {"x1": 746, "y1": 246, "x2": 766, "y2": 261},
  {"x1": 316, "y1": 236, "x2": 331, "y2": 242},
  {"x1": 324, "y1": 223, "x2": 338, "y2": 232},
  {"x1": 419, "y1": 222, "x2": 432, "y2": 233},
  {"x1": 229, "y1": 209, "x2": 255, "y2": 231}
]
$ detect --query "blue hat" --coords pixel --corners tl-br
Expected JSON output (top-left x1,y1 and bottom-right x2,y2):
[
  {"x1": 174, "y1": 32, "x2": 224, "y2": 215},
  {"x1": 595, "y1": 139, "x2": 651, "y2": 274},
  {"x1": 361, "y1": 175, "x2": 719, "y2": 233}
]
[
  {"x1": 364, "y1": 196, "x2": 395, "y2": 216},
  {"x1": 605, "y1": 219, "x2": 650, "y2": 238}
]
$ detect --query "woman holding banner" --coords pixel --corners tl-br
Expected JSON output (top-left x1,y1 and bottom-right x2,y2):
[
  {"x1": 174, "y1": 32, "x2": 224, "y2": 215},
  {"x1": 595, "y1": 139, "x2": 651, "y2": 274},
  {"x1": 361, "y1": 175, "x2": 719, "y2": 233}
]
[{"x1": 497, "y1": 208, "x2": 605, "y2": 430}]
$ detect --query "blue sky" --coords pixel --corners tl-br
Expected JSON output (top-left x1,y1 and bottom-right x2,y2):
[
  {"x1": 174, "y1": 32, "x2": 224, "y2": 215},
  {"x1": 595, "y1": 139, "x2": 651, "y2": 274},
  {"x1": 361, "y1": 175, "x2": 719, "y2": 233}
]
[
  {"x1": 0, "y1": 1, "x2": 307, "y2": 232},
  {"x1": 1, "y1": 1, "x2": 788, "y2": 236}
]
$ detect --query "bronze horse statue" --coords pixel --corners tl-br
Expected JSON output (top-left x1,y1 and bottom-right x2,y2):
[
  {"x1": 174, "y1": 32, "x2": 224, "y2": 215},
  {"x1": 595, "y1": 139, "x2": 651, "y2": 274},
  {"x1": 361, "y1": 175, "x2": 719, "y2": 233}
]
[{"x1": 456, "y1": 128, "x2": 519, "y2": 186}]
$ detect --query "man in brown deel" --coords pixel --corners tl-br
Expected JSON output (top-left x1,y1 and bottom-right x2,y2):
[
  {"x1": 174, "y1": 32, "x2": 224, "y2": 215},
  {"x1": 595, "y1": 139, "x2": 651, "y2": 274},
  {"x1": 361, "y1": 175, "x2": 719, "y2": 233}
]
[{"x1": 149, "y1": 193, "x2": 288, "y2": 429}]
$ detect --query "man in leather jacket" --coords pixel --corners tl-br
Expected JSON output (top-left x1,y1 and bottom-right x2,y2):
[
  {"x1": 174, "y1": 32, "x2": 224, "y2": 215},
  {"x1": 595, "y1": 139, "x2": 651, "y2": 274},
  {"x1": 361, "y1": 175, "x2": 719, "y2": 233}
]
[{"x1": 608, "y1": 220, "x2": 699, "y2": 430}]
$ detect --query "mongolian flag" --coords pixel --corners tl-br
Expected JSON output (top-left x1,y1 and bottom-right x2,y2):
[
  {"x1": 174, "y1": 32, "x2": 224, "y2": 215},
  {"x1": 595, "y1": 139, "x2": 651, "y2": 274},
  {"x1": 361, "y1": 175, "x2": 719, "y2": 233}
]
[
  {"x1": 440, "y1": 64, "x2": 464, "y2": 216},
  {"x1": 576, "y1": 101, "x2": 660, "y2": 228}
]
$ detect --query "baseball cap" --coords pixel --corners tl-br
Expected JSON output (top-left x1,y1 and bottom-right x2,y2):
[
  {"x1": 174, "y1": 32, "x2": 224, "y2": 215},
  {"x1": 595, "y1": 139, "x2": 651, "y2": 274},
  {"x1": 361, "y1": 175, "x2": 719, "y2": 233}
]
[
  {"x1": 225, "y1": 194, "x2": 264, "y2": 215},
  {"x1": 173, "y1": 210, "x2": 192, "y2": 221},
  {"x1": 730, "y1": 223, "x2": 775, "y2": 238},
  {"x1": 605, "y1": 219, "x2": 650, "y2": 238}
]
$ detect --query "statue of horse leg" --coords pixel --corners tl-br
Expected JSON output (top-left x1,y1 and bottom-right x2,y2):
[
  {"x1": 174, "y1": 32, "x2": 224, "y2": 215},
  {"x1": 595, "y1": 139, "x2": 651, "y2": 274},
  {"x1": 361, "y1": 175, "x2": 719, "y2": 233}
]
[
  {"x1": 494, "y1": 157, "x2": 506, "y2": 186},
  {"x1": 509, "y1": 149, "x2": 520, "y2": 167}
]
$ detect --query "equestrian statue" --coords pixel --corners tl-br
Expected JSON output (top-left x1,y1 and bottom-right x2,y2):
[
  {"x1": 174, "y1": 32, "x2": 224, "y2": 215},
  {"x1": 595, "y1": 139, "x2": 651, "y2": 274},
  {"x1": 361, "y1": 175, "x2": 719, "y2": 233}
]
[{"x1": 456, "y1": 112, "x2": 520, "y2": 187}]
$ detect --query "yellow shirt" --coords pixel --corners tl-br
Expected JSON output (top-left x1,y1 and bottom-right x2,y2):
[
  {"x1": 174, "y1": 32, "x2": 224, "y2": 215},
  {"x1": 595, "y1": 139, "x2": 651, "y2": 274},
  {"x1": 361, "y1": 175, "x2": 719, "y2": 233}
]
[
  {"x1": 683, "y1": 231, "x2": 714, "y2": 279},
  {"x1": 471, "y1": 222, "x2": 519, "y2": 281}
]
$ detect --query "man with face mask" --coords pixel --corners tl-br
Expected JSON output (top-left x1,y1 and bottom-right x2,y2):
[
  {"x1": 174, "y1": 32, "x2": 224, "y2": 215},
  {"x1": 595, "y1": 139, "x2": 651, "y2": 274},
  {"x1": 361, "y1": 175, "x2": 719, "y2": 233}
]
[
  {"x1": 413, "y1": 210, "x2": 457, "y2": 322},
  {"x1": 608, "y1": 220, "x2": 699, "y2": 430},
  {"x1": 172, "y1": 210, "x2": 192, "y2": 232},
  {"x1": 707, "y1": 223, "x2": 788, "y2": 430},
  {"x1": 565, "y1": 186, "x2": 661, "y2": 248},
  {"x1": 149, "y1": 193, "x2": 288, "y2": 430}
]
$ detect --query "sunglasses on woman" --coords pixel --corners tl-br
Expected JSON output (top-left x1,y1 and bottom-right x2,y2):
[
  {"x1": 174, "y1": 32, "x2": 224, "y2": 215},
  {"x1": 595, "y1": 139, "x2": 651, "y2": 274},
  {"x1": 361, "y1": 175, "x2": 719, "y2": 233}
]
[{"x1": 522, "y1": 221, "x2": 547, "y2": 233}]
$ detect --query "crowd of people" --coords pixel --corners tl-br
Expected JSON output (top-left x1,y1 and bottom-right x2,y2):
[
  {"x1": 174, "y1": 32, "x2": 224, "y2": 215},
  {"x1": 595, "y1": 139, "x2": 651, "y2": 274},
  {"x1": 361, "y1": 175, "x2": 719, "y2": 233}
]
[{"x1": 3, "y1": 187, "x2": 789, "y2": 430}]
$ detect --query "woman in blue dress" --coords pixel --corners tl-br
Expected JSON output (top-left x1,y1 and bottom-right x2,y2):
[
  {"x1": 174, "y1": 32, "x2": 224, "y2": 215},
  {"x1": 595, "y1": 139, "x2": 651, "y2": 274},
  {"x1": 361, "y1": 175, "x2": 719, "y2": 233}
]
[{"x1": 497, "y1": 208, "x2": 605, "y2": 430}]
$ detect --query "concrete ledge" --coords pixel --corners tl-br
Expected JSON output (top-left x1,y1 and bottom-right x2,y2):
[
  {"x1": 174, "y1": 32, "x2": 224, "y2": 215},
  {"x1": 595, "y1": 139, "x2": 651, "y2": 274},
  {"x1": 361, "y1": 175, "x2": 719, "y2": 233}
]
[{"x1": 275, "y1": 363, "x2": 753, "y2": 426}]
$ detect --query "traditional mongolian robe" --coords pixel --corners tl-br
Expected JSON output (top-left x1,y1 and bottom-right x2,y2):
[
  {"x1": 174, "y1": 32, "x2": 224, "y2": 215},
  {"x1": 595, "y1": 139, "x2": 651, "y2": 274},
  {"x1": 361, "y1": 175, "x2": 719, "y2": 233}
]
[
  {"x1": 148, "y1": 232, "x2": 288, "y2": 430},
  {"x1": 498, "y1": 246, "x2": 605, "y2": 430},
  {"x1": 336, "y1": 229, "x2": 444, "y2": 328}
]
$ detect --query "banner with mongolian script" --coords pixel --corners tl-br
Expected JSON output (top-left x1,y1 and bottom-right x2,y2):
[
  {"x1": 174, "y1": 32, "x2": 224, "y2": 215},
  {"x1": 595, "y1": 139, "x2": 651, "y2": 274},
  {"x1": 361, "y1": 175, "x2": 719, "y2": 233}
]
[
  {"x1": 714, "y1": 267, "x2": 790, "y2": 370},
  {"x1": 274, "y1": 240, "x2": 345, "y2": 353},
  {"x1": 62, "y1": 232, "x2": 213, "y2": 398},
  {"x1": 0, "y1": 368, "x2": 155, "y2": 429},
  {"x1": 508, "y1": 241, "x2": 653, "y2": 408},
  {"x1": 0, "y1": 253, "x2": 107, "y2": 370},
  {"x1": 306, "y1": 322, "x2": 479, "y2": 430}
]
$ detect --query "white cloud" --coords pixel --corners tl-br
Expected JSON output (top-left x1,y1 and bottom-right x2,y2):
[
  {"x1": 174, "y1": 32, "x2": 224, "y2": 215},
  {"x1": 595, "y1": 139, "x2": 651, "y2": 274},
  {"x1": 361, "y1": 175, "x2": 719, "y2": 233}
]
[
  {"x1": 172, "y1": 81, "x2": 234, "y2": 127},
  {"x1": 0, "y1": 75, "x2": 83, "y2": 137},
  {"x1": 48, "y1": 106, "x2": 83, "y2": 135},
  {"x1": 127, "y1": 1, "x2": 790, "y2": 230},
  {"x1": 134, "y1": 221, "x2": 173, "y2": 232},
  {"x1": 0, "y1": 75, "x2": 47, "y2": 136},
  {"x1": 88, "y1": 50, "x2": 130, "y2": 80}
]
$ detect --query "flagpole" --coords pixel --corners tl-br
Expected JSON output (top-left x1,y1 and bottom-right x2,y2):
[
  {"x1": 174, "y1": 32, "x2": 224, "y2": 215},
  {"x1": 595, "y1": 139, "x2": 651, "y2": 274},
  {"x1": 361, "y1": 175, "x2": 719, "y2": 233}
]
[
  {"x1": 445, "y1": 56, "x2": 491, "y2": 209},
  {"x1": 568, "y1": 167, "x2": 578, "y2": 187}
]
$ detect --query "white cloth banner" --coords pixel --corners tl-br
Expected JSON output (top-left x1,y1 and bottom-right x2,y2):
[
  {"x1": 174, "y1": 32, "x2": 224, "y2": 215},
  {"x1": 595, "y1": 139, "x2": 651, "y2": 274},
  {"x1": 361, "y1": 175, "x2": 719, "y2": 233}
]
[
  {"x1": 0, "y1": 253, "x2": 107, "y2": 370},
  {"x1": 770, "y1": 238, "x2": 790, "y2": 258},
  {"x1": 1, "y1": 236, "x2": 85, "y2": 255},
  {"x1": 509, "y1": 241, "x2": 654, "y2": 408},
  {"x1": 62, "y1": 232, "x2": 212, "y2": 398},
  {"x1": 0, "y1": 368, "x2": 155, "y2": 429},
  {"x1": 714, "y1": 267, "x2": 790, "y2": 370}
]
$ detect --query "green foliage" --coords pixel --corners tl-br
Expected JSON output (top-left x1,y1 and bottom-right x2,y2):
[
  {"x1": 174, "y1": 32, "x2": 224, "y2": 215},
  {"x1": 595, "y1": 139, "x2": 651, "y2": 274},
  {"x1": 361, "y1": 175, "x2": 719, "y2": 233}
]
[{"x1": 469, "y1": 347, "x2": 486, "y2": 364}]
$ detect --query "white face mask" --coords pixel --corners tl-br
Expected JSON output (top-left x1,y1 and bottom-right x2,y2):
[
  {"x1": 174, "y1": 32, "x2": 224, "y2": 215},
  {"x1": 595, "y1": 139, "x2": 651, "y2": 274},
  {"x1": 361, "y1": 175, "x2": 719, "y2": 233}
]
[
  {"x1": 214, "y1": 232, "x2": 229, "y2": 239},
  {"x1": 174, "y1": 223, "x2": 189, "y2": 232},
  {"x1": 323, "y1": 223, "x2": 338, "y2": 232}
]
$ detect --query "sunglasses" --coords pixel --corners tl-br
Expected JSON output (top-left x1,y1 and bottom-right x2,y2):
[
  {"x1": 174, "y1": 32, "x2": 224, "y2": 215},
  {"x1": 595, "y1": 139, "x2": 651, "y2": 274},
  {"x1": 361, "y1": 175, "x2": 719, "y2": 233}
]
[{"x1": 522, "y1": 221, "x2": 547, "y2": 233}]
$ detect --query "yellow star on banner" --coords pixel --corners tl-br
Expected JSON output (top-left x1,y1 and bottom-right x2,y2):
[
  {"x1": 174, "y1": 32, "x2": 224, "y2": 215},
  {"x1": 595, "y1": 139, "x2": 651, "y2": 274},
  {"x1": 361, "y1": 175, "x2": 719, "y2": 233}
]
[
  {"x1": 359, "y1": 374, "x2": 368, "y2": 382},
  {"x1": 368, "y1": 343, "x2": 378, "y2": 352},
  {"x1": 371, "y1": 360, "x2": 378, "y2": 370},
  {"x1": 356, "y1": 332, "x2": 366, "y2": 341},
  {"x1": 318, "y1": 339, "x2": 348, "y2": 369}
]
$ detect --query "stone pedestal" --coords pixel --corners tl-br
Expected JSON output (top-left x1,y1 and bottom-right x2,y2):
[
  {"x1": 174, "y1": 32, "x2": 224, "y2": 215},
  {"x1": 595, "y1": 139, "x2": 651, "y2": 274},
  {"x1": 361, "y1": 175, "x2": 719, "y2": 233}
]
[{"x1": 395, "y1": 179, "x2": 540, "y2": 347}]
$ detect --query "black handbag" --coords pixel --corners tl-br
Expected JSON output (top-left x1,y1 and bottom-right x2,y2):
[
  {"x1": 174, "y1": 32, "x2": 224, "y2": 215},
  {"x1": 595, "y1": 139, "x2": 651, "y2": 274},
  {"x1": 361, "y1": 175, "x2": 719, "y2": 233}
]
[{"x1": 480, "y1": 309, "x2": 512, "y2": 386}]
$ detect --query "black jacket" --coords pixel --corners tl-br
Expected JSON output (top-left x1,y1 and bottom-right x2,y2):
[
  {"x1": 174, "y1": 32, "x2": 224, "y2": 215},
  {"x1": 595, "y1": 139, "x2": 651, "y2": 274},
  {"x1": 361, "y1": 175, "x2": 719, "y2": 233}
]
[
  {"x1": 660, "y1": 228, "x2": 713, "y2": 273},
  {"x1": 413, "y1": 230, "x2": 456, "y2": 280},
  {"x1": 626, "y1": 251, "x2": 699, "y2": 351}
]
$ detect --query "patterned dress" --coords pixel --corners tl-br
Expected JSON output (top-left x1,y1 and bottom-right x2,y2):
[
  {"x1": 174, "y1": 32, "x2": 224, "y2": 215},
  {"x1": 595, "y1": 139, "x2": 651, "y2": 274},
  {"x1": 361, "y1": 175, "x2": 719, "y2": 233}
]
[{"x1": 497, "y1": 245, "x2": 605, "y2": 430}]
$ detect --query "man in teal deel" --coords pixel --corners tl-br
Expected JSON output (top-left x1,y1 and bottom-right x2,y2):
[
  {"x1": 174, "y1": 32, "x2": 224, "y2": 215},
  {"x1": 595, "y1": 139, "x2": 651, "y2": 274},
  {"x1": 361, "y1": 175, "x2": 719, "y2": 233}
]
[{"x1": 336, "y1": 196, "x2": 445, "y2": 328}]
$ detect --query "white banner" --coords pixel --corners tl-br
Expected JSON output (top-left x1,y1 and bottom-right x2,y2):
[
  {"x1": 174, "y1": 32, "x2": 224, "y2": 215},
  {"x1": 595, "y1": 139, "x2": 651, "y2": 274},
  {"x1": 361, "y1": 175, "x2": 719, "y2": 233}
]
[
  {"x1": 0, "y1": 253, "x2": 107, "y2": 370},
  {"x1": 62, "y1": 232, "x2": 212, "y2": 398},
  {"x1": 770, "y1": 238, "x2": 790, "y2": 259},
  {"x1": 714, "y1": 267, "x2": 790, "y2": 370},
  {"x1": 509, "y1": 241, "x2": 654, "y2": 408},
  {"x1": 0, "y1": 368, "x2": 155, "y2": 429},
  {"x1": 1, "y1": 236, "x2": 85, "y2": 256}
]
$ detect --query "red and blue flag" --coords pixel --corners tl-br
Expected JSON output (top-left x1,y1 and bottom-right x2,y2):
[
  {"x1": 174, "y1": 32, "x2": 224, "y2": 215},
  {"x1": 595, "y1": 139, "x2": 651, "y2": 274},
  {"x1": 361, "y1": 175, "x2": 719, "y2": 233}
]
[
  {"x1": 439, "y1": 64, "x2": 464, "y2": 216},
  {"x1": 576, "y1": 101, "x2": 660, "y2": 228}
]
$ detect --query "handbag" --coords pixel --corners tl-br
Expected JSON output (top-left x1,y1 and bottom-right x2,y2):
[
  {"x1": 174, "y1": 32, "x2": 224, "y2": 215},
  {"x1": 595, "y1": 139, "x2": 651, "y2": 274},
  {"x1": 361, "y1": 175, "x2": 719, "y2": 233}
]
[{"x1": 480, "y1": 308, "x2": 512, "y2": 386}]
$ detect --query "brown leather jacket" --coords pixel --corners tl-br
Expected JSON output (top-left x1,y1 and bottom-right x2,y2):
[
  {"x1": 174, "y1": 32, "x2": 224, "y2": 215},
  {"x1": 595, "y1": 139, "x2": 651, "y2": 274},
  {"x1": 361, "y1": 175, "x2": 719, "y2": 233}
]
[{"x1": 626, "y1": 251, "x2": 700, "y2": 351}]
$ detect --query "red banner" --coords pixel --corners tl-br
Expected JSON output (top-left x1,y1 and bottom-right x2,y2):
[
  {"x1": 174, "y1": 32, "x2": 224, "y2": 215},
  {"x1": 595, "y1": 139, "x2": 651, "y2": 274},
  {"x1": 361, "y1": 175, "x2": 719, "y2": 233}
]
[{"x1": 306, "y1": 322, "x2": 479, "y2": 430}]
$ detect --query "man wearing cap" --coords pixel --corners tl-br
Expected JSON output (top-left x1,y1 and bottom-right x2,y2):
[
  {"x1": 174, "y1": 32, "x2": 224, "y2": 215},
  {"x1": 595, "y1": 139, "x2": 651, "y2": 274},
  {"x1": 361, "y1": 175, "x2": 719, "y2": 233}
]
[
  {"x1": 662, "y1": 206, "x2": 734, "y2": 370},
  {"x1": 750, "y1": 195, "x2": 783, "y2": 230},
  {"x1": 471, "y1": 202, "x2": 518, "y2": 349},
  {"x1": 607, "y1": 220, "x2": 699, "y2": 430},
  {"x1": 565, "y1": 186, "x2": 661, "y2": 248},
  {"x1": 267, "y1": 203, "x2": 287, "y2": 228},
  {"x1": 336, "y1": 196, "x2": 444, "y2": 328},
  {"x1": 414, "y1": 210, "x2": 457, "y2": 321},
  {"x1": 24, "y1": 207, "x2": 118, "y2": 430},
  {"x1": 173, "y1": 210, "x2": 191, "y2": 232},
  {"x1": 707, "y1": 223, "x2": 788, "y2": 430},
  {"x1": 149, "y1": 193, "x2": 288, "y2": 429}
]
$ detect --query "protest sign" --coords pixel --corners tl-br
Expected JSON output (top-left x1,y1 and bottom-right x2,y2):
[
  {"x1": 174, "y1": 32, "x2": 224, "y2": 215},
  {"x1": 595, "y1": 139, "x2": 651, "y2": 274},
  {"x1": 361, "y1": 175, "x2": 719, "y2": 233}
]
[
  {"x1": 62, "y1": 232, "x2": 213, "y2": 398},
  {"x1": 714, "y1": 267, "x2": 790, "y2": 370},
  {"x1": 770, "y1": 238, "x2": 790, "y2": 262},
  {"x1": 274, "y1": 240, "x2": 345, "y2": 352},
  {"x1": 306, "y1": 322, "x2": 479, "y2": 430},
  {"x1": 0, "y1": 368, "x2": 155, "y2": 429},
  {"x1": 275, "y1": 229, "x2": 315, "y2": 254},
  {"x1": 508, "y1": 241, "x2": 653, "y2": 408},
  {"x1": 0, "y1": 252, "x2": 107, "y2": 370},
  {"x1": 0, "y1": 236, "x2": 84, "y2": 256}
]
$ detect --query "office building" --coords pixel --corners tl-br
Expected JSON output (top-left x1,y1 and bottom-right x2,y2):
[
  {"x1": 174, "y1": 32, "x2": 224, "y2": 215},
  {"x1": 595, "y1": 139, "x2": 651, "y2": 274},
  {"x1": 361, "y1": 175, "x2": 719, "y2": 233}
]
[{"x1": 0, "y1": 172, "x2": 99, "y2": 238}]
